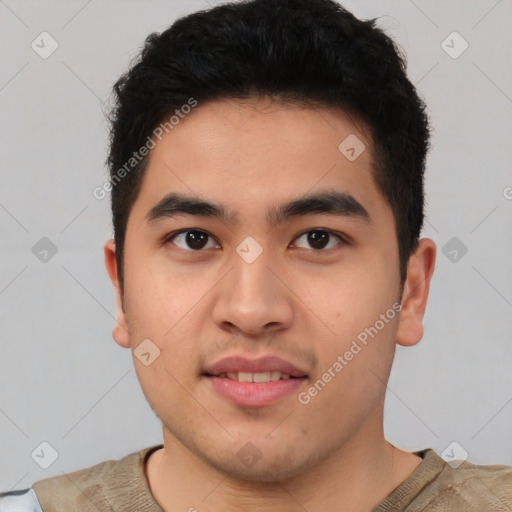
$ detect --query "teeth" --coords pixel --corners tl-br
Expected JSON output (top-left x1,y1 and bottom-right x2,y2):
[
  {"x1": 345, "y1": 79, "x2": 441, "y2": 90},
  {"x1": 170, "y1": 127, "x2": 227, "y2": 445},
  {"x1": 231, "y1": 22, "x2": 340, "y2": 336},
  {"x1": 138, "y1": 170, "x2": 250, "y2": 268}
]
[
  {"x1": 218, "y1": 371, "x2": 293, "y2": 382},
  {"x1": 238, "y1": 371, "x2": 253, "y2": 382}
]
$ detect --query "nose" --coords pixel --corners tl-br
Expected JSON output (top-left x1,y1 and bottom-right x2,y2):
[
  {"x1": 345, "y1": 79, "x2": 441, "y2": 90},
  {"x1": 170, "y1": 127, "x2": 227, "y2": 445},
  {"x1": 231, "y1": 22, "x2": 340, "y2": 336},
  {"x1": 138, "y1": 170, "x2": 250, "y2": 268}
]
[{"x1": 211, "y1": 246, "x2": 294, "y2": 337}]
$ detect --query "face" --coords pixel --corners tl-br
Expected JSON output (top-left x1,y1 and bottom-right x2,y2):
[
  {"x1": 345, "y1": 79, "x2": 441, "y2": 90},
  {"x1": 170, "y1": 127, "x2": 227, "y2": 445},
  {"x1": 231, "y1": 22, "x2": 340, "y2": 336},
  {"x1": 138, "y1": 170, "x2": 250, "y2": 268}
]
[{"x1": 105, "y1": 98, "x2": 429, "y2": 481}]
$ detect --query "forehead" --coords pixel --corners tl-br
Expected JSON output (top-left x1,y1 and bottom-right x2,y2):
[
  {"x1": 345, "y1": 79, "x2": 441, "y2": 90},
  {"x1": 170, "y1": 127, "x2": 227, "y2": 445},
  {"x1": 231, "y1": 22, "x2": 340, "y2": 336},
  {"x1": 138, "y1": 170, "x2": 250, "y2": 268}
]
[{"x1": 129, "y1": 98, "x2": 389, "y2": 226}]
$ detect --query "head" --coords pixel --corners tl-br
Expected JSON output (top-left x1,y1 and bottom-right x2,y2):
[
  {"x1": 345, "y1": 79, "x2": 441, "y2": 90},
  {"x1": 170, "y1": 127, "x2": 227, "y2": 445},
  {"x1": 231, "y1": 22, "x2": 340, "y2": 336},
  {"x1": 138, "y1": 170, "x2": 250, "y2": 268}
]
[{"x1": 104, "y1": 0, "x2": 435, "y2": 481}]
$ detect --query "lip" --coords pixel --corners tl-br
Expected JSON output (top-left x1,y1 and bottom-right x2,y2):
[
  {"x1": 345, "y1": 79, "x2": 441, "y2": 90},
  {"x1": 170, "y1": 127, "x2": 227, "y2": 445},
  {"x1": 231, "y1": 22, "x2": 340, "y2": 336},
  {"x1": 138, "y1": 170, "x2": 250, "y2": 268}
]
[
  {"x1": 202, "y1": 355, "x2": 309, "y2": 378},
  {"x1": 204, "y1": 375, "x2": 308, "y2": 407},
  {"x1": 201, "y1": 355, "x2": 309, "y2": 407}
]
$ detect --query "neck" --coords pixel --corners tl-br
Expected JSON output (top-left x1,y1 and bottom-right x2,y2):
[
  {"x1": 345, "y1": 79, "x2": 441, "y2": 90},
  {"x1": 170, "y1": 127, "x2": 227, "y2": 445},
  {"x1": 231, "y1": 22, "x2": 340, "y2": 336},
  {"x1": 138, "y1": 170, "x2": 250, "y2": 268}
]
[{"x1": 145, "y1": 410, "x2": 422, "y2": 512}]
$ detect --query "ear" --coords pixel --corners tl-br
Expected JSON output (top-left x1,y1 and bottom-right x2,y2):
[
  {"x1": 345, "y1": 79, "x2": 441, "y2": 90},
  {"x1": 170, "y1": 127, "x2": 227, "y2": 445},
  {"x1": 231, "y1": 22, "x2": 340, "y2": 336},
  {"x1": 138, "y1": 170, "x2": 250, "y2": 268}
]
[
  {"x1": 396, "y1": 238, "x2": 436, "y2": 347},
  {"x1": 104, "y1": 239, "x2": 130, "y2": 348}
]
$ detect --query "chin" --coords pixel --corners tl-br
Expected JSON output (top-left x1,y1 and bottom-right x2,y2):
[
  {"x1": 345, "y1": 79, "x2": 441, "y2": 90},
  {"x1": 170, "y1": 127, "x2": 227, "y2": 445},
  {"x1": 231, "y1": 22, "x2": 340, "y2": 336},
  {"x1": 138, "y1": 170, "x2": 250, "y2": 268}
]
[
  {"x1": 212, "y1": 457, "x2": 302, "y2": 483},
  {"x1": 201, "y1": 442, "x2": 322, "y2": 484}
]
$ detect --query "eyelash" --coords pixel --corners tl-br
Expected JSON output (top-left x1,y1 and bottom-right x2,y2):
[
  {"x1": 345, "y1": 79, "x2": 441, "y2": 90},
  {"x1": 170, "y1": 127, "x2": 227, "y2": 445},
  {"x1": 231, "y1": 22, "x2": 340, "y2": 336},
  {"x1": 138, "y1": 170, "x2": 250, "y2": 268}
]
[{"x1": 162, "y1": 228, "x2": 350, "y2": 252}]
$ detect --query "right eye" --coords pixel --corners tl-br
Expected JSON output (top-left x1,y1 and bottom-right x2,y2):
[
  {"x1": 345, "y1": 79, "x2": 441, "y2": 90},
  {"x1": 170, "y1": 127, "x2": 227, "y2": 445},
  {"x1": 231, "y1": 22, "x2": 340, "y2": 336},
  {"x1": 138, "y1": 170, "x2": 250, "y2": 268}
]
[{"x1": 164, "y1": 229, "x2": 220, "y2": 251}]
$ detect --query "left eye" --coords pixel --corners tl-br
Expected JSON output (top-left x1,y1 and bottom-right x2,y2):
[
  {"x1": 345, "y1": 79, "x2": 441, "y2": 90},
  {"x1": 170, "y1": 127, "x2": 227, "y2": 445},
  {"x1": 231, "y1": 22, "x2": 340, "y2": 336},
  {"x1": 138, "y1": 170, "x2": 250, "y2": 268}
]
[
  {"x1": 167, "y1": 230, "x2": 219, "y2": 251},
  {"x1": 293, "y1": 230, "x2": 345, "y2": 250}
]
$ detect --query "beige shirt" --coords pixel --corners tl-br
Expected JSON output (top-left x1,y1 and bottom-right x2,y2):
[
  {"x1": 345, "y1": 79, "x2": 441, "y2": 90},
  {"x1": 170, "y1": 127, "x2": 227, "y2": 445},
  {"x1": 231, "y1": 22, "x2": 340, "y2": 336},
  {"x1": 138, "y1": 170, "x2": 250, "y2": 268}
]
[{"x1": 31, "y1": 444, "x2": 512, "y2": 511}]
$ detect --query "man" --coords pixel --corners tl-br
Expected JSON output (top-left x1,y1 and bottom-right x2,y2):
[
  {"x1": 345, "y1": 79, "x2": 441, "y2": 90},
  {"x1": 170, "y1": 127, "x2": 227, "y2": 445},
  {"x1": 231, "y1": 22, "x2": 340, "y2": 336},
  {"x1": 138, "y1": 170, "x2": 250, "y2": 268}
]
[{"x1": 1, "y1": 0, "x2": 511, "y2": 510}]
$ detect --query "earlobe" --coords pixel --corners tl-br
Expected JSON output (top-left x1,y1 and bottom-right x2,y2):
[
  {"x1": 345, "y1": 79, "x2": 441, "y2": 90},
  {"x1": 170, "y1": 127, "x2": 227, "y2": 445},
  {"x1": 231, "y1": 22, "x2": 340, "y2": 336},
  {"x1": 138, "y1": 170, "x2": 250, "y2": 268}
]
[
  {"x1": 396, "y1": 238, "x2": 436, "y2": 347},
  {"x1": 104, "y1": 239, "x2": 131, "y2": 349}
]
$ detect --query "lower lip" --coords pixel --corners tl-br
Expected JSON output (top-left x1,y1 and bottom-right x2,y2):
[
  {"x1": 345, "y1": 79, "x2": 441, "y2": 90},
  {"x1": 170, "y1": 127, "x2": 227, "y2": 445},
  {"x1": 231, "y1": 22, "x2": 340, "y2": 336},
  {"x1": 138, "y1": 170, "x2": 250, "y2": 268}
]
[{"x1": 204, "y1": 376, "x2": 308, "y2": 407}]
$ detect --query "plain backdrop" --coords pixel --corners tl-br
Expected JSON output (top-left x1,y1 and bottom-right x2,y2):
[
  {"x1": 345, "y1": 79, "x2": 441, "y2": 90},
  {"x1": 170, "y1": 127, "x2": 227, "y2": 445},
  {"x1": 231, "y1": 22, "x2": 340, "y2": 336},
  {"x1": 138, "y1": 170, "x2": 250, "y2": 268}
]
[{"x1": 1, "y1": 0, "x2": 511, "y2": 491}]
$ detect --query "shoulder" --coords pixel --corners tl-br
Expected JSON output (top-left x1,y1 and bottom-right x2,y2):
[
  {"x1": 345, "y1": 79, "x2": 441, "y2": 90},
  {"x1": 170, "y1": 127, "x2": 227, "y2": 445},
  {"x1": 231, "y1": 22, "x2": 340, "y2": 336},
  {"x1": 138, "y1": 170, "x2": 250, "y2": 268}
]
[
  {"x1": 32, "y1": 445, "x2": 161, "y2": 511},
  {"x1": 417, "y1": 449, "x2": 512, "y2": 510},
  {"x1": 0, "y1": 488, "x2": 43, "y2": 512},
  {"x1": 4, "y1": 444, "x2": 162, "y2": 512}
]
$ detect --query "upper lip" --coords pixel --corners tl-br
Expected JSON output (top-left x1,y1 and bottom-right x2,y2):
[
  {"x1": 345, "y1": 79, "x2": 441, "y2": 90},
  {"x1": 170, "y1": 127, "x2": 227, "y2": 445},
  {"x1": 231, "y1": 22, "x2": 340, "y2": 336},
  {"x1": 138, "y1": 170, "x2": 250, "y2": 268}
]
[{"x1": 203, "y1": 355, "x2": 309, "y2": 378}]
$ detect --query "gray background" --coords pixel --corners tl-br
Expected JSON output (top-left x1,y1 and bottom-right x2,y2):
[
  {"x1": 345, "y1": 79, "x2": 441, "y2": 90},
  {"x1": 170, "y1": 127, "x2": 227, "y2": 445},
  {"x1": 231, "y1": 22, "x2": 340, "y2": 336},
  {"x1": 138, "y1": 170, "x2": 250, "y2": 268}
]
[{"x1": 1, "y1": 0, "x2": 511, "y2": 491}]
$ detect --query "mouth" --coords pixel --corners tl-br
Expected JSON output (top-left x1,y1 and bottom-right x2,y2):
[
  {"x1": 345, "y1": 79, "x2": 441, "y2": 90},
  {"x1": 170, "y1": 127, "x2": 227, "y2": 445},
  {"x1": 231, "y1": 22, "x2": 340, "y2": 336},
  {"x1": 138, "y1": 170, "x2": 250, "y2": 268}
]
[
  {"x1": 203, "y1": 371, "x2": 305, "y2": 382},
  {"x1": 202, "y1": 354, "x2": 309, "y2": 378},
  {"x1": 201, "y1": 355, "x2": 309, "y2": 407}
]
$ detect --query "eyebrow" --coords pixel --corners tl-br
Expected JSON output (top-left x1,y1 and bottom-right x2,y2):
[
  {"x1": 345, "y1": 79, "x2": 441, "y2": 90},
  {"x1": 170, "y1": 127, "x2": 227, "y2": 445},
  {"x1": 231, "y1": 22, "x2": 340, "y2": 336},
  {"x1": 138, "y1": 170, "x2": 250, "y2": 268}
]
[{"x1": 145, "y1": 190, "x2": 370, "y2": 227}]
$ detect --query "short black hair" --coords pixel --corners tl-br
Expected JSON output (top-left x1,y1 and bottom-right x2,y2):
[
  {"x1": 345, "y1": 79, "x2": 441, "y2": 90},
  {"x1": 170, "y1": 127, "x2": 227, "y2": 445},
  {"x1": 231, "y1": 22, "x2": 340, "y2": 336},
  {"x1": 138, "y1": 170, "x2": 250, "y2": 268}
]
[{"x1": 107, "y1": 0, "x2": 431, "y2": 292}]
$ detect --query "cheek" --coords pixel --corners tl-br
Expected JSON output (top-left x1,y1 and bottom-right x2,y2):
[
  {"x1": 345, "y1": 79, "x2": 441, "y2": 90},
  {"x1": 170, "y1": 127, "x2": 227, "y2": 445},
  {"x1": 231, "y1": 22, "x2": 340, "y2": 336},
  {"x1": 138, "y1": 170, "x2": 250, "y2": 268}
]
[
  {"x1": 127, "y1": 298, "x2": 200, "y2": 416},
  {"x1": 299, "y1": 254, "x2": 397, "y2": 335},
  {"x1": 123, "y1": 250, "x2": 195, "y2": 333},
  {"x1": 122, "y1": 253, "x2": 207, "y2": 371},
  {"x1": 294, "y1": 251, "x2": 400, "y2": 397}
]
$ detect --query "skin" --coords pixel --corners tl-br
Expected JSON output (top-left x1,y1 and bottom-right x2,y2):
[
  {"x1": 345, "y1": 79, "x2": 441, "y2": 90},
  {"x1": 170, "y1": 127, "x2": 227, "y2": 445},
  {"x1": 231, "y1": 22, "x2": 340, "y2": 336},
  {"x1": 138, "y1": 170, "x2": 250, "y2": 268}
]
[{"x1": 104, "y1": 97, "x2": 436, "y2": 512}]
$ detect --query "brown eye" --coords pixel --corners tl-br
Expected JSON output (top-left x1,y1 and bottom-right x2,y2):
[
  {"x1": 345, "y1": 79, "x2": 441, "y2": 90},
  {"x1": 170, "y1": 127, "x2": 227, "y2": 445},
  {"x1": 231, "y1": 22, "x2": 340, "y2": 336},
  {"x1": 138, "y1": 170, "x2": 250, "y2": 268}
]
[
  {"x1": 294, "y1": 230, "x2": 345, "y2": 250},
  {"x1": 167, "y1": 230, "x2": 219, "y2": 251}
]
